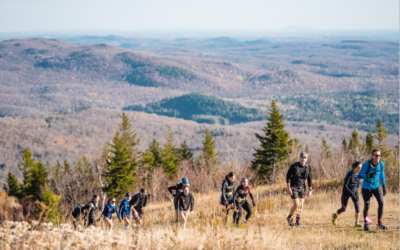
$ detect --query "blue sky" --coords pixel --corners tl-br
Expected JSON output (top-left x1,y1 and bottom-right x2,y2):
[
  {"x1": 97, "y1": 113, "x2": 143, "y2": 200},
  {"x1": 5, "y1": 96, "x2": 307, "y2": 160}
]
[{"x1": 0, "y1": 0, "x2": 398, "y2": 32}]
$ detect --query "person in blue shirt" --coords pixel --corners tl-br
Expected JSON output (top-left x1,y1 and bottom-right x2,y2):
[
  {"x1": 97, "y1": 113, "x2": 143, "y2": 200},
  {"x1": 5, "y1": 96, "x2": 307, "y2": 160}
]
[
  {"x1": 99, "y1": 197, "x2": 121, "y2": 230},
  {"x1": 332, "y1": 162, "x2": 362, "y2": 227},
  {"x1": 129, "y1": 188, "x2": 148, "y2": 226},
  {"x1": 358, "y1": 149, "x2": 387, "y2": 231},
  {"x1": 119, "y1": 193, "x2": 132, "y2": 231}
]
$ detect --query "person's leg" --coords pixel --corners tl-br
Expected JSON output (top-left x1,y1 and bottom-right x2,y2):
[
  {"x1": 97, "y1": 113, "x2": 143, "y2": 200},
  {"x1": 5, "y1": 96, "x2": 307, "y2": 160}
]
[
  {"x1": 103, "y1": 217, "x2": 112, "y2": 230},
  {"x1": 361, "y1": 188, "x2": 372, "y2": 221},
  {"x1": 296, "y1": 198, "x2": 305, "y2": 225},
  {"x1": 350, "y1": 193, "x2": 361, "y2": 225},
  {"x1": 287, "y1": 198, "x2": 299, "y2": 226},
  {"x1": 243, "y1": 202, "x2": 252, "y2": 221},
  {"x1": 174, "y1": 199, "x2": 179, "y2": 221},
  {"x1": 179, "y1": 211, "x2": 186, "y2": 228},
  {"x1": 371, "y1": 187, "x2": 384, "y2": 222},
  {"x1": 336, "y1": 192, "x2": 350, "y2": 216}
]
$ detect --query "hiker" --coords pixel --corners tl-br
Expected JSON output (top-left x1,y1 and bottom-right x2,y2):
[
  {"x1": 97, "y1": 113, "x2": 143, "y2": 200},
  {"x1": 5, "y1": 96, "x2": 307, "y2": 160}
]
[
  {"x1": 81, "y1": 195, "x2": 100, "y2": 228},
  {"x1": 286, "y1": 152, "x2": 312, "y2": 227},
  {"x1": 168, "y1": 178, "x2": 190, "y2": 222},
  {"x1": 99, "y1": 197, "x2": 121, "y2": 230},
  {"x1": 232, "y1": 178, "x2": 256, "y2": 225},
  {"x1": 220, "y1": 172, "x2": 236, "y2": 224},
  {"x1": 70, "y1": 205, "x2": 84, "y2": 231},
  {"x1": 119, "y1": 192, "x2": 132, "y2": 231},
  {"x1": 129, "y1": 188, "x2": 148, "y2": 226},
  {"x1": 176, "y1": 186, "x2": 194, "y2": 228},
  {"x1": 358, "y1": 149, "x2": 387, "y2": 231},
  {"x1": 332, "y1": 162, "x2": 362, "y2": 227}
]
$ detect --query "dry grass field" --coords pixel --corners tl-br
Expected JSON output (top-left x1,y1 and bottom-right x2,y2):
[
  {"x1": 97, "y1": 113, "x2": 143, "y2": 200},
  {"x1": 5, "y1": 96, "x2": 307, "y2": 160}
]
[{"x1": 1, "y1": 181, "x2": 398, "y2": 250}]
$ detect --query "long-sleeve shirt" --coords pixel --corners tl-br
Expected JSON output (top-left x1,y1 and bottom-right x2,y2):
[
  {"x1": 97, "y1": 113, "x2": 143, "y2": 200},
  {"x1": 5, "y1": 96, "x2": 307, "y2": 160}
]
[
  {"x1": 168, "y1": 183, "x2": 184, "y2": 198},
  {"x1": 129, "y1": 193, "x2": 147, "y2": 210},
  {"x1": 358, "y1": 159, "x2": 386, "y2": 190},
  {"x1": 177, "y1": 192, "x2": 194, "y2": 211},
  {"x1": 286, "y1": 162, "x2": 312, "y2": 190},
  {"x1": 119, "y1": 198, "x2": 131, "y2": 215},
  {"x1": 342, "y1": 169, "x2": 360, "y2": 195},
  {"x1": 221, "y1": 179, "x2": 235, "y2": 203},
  {"x1": 101, "y1": 203, "x2": 121, "y2": 219},
  {"x1": 234, "y1": 185, "x2": 254, "y2": 202}
]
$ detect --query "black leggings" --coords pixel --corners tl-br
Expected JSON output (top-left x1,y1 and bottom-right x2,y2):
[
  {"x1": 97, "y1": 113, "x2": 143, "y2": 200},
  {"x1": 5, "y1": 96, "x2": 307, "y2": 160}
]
[
  {"x1": 362, "y1": 187, "x2": 384, "y2": 221},
  {"x1": 337, "y1": 190, "x2": 360, "y2": 214},
  {"x1": 233, "y1": 201, "x2": 252, "y2": 224}
]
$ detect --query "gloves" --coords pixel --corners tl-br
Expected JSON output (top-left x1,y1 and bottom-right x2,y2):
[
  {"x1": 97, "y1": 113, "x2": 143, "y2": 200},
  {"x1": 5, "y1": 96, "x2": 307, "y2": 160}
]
[
  {"x1": 367, "y1": 172, "x2": 376, "y2": 178},
  {"x1": 382, "y1": 186, "x2": 386, "y2": 196},
  {"x1": 252, "y1": 200, "x2": 256, "y2": 207}
]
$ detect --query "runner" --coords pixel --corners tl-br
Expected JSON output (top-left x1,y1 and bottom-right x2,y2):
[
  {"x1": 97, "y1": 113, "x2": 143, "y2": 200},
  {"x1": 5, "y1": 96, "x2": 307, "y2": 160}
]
[
  {"x1": 70, "y1": 205, "x2": 83, "y2": 231},
  {"x1": 232, "y1": 178, "x2": 256, "y2": 225},
  {"x1": 176, "y1": 186, "x2": 194, "y2": 229},
  {"x1": 119, "y1": 192, "x2": 132, "y2": 231},
  {"x1": 220, "y1": 172, "x2": 235, "y2": 224},
  {"x1": 99, "y1": 197, "x2": 121, "y2": 230},
  {"x1": 168, "y1": 178, "x2": 190, "y2": 222},
  {"x1": 358, "y1": 149, "x2": 388, "y2": 231},
  {"x1": 81, "y1": 195, "x2": 100, "y2": 228},
  {"x1": 286, "y1": 152, "x2": 312, "y2": 227},
  {"x1": 129, "y1": 188, "x2": 148, "y2": 226},
  {"x1": 332, "y1": 162, "x2": 362, "y2": 227}
]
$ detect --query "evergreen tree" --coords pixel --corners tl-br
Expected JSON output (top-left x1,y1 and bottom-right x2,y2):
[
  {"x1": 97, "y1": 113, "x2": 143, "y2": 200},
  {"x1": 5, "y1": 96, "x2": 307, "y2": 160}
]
[
  {"x1": 177, "y1": 141, "x2": 193, "y2": 161},
  {"x1": 348, "y1": 139, "x2": 354, "y2": 151},
  {"x1": 103, "y1": 113, "x2": 139, "y2": 198},
  {"x1": 252, "y1": 100, "x2": 290, "y2": 183},
  {"x1": 305, "y1": 144, "x2": 312, "y2": 165},
  {"x1": 28, "y1": 161, "x2": 49, "y2": 201},
  {"x1": 365, "y1": 130, "x2": 374, "y2": 153},
  {"x1": 350, "y1": 129, "x2": 361, "y2": 149},
  {"x1": 321, "y1": 137, "x2": 332, "y2": 159},
  {"x1": 199, "y1": 129, "x2": 220, "y2": 176},
  {"x1": 374, "y1": 119, "x2": 388, "y2": 150},
  {"x1": 142, "y1": 138, "x2": 162, "y2": 173},
  {"x1": 18, "y1": 149, "x2": 36, "y2": 197},
  {"x1": 104, "y1": 132, "x2": 137, "y2": 198},
  {"x1": 3, "y1": 172, "x2": 22, "y2": 199},
  {"x1": 161, "y1": 127, "x2": 178, "y2": 180},
  {"x1": 341, "y1": 138, "x2": 348, "y2": 151}
]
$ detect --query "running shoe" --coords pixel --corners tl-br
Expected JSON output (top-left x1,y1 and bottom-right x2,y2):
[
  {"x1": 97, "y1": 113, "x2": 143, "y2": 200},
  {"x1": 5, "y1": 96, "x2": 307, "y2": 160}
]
[
  {"x1": 355, "y1": 222, "x2": 362, "y2": 227},
  {"x1": 287, "y1": 215, "x2": 294, "y2": 227},
  {"x1": 332, "y1": 213, "x2": 337, "y2": 226},
  {"x1": 243, "y1": 220, "x2": 248, "y2": 225},
  {"x1": 295, "y1": 222, "x2": 303, "y2": 228},
  {"x1": 364, "y1": 223, "x2": 370, "y2": 232},
  {"x1": 376, "y1": 223, "x2": 388, "y2": 230}
]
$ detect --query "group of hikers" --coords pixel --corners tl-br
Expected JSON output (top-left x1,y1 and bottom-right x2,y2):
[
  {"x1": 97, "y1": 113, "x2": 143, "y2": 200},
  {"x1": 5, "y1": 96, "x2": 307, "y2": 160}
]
[{"x1": 70, "y1": 149, "x2": 388, "y2": 232}]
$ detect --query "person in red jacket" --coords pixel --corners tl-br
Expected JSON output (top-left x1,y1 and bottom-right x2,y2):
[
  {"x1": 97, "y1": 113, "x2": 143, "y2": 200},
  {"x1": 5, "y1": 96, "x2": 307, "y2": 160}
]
[{"x1": 232, "y1": 178, "x2": 256, "y2": 225}]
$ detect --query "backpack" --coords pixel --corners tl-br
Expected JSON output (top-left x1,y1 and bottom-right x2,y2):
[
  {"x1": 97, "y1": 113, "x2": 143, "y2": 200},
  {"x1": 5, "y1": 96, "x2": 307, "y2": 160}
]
[{"x1": 364, "y1": 160, "x2": 382, "y2": 184}]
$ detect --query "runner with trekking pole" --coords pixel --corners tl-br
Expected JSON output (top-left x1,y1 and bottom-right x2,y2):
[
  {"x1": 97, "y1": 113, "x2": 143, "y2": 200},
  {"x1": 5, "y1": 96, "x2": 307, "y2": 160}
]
[
  {"x1": 232, "y1": 178, "x2": 256, "y2": 226},
  {"x1": 332, "y1": 162, "x2": 362, "y2": 227},
  {"x1": 358, "y1": 149, "x2": 388, "y2": 231},
  {"x1": 286, "y1": 152, "x2": 312, "y2": 227}
]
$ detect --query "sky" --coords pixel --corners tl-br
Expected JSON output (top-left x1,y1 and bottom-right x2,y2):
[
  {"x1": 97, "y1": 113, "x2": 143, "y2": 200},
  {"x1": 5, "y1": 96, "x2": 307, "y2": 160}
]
[{"x1": 0, "y1": 0, "x2": 398, "y2": 33}]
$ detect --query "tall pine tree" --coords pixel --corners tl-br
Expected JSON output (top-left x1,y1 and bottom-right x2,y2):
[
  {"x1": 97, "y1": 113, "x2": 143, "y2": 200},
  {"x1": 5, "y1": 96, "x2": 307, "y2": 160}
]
[
  {"x1": 3, "y1": 172, "x2": 22, "y2": 198},
  {"x1": 374, "y1": 119, "x2": 387, "y2": 150},
  {"x1": 161, "y1": 127, "x2": 178, "y2": 180},
  {"x1": 365, "y1": 130, "x2": 374, "y2": 153},
  {"x1": 177, "y1": 141, "x2": 193, "y2": 161},
  {"x1": 103, "y1": 113, "x2": 139, "y2": 198},
  {"x1": 199, "y1": 129, "x2": 219, "y2": 176},
  {"x1": 252, "y1": 100, "x2": 290, "y2": 183},
  {"x1": 321, "y1": 137, "x2": 332, "y2": 159}
]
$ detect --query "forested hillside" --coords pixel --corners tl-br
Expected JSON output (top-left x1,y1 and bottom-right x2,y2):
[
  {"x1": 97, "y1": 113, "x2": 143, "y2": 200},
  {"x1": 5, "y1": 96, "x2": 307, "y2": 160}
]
[{"x1": 124, "y1": 92, "x2": 264, "y2": 124}]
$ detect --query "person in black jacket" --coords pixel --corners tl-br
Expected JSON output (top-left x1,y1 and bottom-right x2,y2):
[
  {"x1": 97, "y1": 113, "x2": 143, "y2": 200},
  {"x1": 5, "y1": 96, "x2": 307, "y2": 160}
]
[
  {"x1": 81, "y1": 195, "x2": 100, "y2": 227},
  {"x1": 220, "y1": 172, "x2": 235, "y2": 224},
  {"x1": 286, "y1": 152, "x2": 312, "y2": 227},
  {"x1": 176, "y1": 186, "x2": 194, "y2": 228},
  {"x1": 70, "y1": 205, "x2": 84, "y2": 231},
  {"x1": 168, "y1": 178, "x2": 190, "y2": 222},
  {"x1": 232, "y1": 178, "x2": 256, "y2": 225},
  {"x1": 129, "y1": 188, "x2": 148, "y2": 226},
  {"x1": 332, "y1": 162, "x2": 362, "y2": 227}
]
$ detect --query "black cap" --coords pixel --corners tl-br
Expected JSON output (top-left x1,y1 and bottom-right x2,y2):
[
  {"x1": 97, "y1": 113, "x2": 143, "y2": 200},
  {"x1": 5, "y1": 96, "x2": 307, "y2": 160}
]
[
  {"x1": 93, "y1": 194, "x2": 98, "y2": 199},
  {"x1": 126, "y1": 192, "x2": 131, "y2": 197},
  {"x1": 228, "y1": 172, "x2": 234, "y2": 177},
  {"x1": 140, "y1": 188, "x2": 147, "y2": 194}
]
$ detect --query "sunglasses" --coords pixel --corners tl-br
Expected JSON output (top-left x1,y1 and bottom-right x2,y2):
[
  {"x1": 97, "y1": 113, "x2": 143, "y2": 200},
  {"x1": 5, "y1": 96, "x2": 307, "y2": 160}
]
[
  {"x1": 373, "y1": 155, "x2": 381, "y2": 157},
  {"x1": 111, "y1": 201, "x2": 116, "y2": 203}
]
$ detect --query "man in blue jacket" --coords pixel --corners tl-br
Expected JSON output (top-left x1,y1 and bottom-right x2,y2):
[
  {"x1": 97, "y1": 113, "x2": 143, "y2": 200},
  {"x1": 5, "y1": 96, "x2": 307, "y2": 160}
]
[{"x1": 358, "y1": 149, "x2": 387, "y2": 231}]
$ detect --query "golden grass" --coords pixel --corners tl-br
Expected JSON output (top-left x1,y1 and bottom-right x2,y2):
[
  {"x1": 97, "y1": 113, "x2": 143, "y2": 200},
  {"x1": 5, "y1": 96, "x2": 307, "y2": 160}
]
[{"x1": 0, "y1": 184, "x2": 398, "y2": 249}]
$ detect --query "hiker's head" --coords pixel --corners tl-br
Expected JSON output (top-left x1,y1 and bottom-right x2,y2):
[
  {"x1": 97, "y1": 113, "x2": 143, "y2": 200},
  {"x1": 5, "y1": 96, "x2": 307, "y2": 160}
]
[
  {"x1": 241, "y1": 178, "x2": 248, "y2": 187},
  {"x1": 140, "y1": 188, "x2": 147, "y2": 198},
  {"x1": 228, "y1": 172, "x2": 235, "y2": 182},
  {"x1": 108, "y1": 197, "x2": 116, "y2": 205},
  {"x1": 93, "y1": 194, "x2": 100, "y2": 203},
  {"x1": 352, "y1": 161, "x2": 362, "y2": 173},
  {"x1": 299, "y1": 152, "x2": 308, "y2": 165},
  {"x1": 183, "y1": 186, "x2": 189, "y2": 195},
  {"x1": 371, "y1": 149, "x2": 381, "y2": 163}
]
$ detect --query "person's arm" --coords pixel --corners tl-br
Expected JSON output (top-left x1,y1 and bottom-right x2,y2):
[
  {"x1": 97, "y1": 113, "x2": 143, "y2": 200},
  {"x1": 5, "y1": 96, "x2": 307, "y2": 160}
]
[
  {"x1": 379, "y1": 162, "x2": 386, "y2": 186},
  {"x1": 168, "y1": 185, "x2": 177, "y2": 195},
  {"x1": 130, "y1": 196, "x2": 139, "y2": 216},
  {"x1": 357, "y1": 162, "x2": 368, "y2": 180},
  {"x1": 221, "y1": 181, "x2": 228, "y2": 203},
  {"x1": 190, "y1": 193, "x2": 194, "y2": 212},
  {"x1": 307, "y1": 165, "x2": 312, "y2": 190},
  {"x1": 143, "y1": 196, "x2": 147, "y2": 207},
  {"x1": 248, "y1": 186, "x2": 256, "y2": 206},
  {"x1": 119, "y1": 201, "x2": 124, "y2": 215},
  {"x1": 98, "y1": 205, "x2": 106, "y2": 220},
  {"x1": 344, "y1": 172, "x2": 356, "y2": 197},
  {"x1": 115, "y1": 206, "x2": 121, "y2": 221},
  {"x1": 177, "y1": 194, "x2": 183, "y2": 211},
  {"x1": 286, "y1": 164, "x2": 294, "y2": 195}
]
